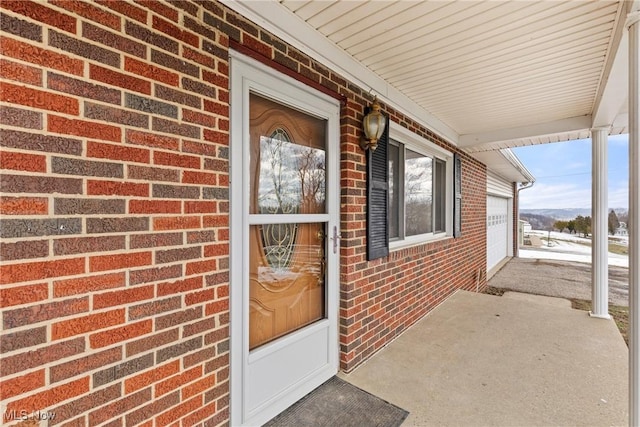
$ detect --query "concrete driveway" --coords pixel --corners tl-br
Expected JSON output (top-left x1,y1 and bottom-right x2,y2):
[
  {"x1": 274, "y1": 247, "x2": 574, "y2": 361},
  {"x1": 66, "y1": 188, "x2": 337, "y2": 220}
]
[
  {"x1": 340, "y1": 290, "x2": 628, "y2": 426},
  {"x1": 488, "y1": 257, "x2": 629, "y2": 306}
]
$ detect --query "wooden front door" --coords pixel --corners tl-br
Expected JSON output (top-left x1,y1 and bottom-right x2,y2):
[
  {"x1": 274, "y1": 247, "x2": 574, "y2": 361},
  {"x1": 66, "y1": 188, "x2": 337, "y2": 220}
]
[
  {"x1": 248, "y1": 94, "x2": 327, "y2": 350},
  {"x1": 230, "y1": 52, "x2": 340, "y2": 427}
]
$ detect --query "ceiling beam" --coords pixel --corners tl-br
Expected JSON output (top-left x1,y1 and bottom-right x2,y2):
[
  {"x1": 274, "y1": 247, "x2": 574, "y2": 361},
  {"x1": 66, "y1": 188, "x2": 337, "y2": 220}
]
[
  {"x1": 592, "y1": 0, "x2": 631, "y2": 128},
  {"x1": 458, "y1": 115, "x2": 593, "y2": 147}
]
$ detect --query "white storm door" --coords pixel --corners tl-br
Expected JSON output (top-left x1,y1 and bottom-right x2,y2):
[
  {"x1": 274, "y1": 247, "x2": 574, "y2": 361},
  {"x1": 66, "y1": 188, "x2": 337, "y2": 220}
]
[{"x1": 230, "y1": 52, "x2": 340, "y2": 427}]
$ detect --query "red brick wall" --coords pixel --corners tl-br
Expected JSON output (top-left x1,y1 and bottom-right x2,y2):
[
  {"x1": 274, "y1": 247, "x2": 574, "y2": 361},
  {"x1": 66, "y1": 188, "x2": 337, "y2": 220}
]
[
  {"x1": 0, "y1": 1, "x2": 487, "y2": 424},
  {"x1": 1, "y1": 1, "x2": 230, "y2": 425},
  {"x1": 339, "y1": 102, "x2": 487, "y2": 370}
]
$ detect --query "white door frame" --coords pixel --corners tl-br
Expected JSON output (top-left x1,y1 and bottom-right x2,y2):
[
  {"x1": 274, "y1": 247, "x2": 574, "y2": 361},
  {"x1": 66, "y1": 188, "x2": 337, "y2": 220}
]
[{"x1": 229, "y1": 51, "x2": 340, "y2": 427}]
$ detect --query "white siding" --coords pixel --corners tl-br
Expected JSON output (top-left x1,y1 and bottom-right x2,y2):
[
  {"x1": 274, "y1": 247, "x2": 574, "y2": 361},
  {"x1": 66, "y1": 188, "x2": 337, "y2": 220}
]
[{"x1": 487, "y1": 171, "x2": 513, "y2": 197}]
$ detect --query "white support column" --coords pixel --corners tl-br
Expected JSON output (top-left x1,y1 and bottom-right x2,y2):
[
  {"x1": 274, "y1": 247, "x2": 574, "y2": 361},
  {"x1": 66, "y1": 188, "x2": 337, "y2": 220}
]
[
  {"x1": 627, "y1": 10, "x2": 640, "y2": 427},
  {"x1": 590, "y1": 127, "x2": 610, "y2": 319}
]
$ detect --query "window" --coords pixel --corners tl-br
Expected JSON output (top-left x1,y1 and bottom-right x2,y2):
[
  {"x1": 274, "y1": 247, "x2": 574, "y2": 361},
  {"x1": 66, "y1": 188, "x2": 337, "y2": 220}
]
[
  {"x1": 366, "y1": 121, "x2": 458, "y2": 260},
  {"x1": 388, "y1": 124, "x2": 452, "y2": 248}
]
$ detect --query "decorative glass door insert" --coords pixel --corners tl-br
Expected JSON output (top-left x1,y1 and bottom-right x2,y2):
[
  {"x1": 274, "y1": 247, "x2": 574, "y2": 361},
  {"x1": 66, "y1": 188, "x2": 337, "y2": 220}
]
[{"x1": 249, "y1": 93, "x2": 327, "y2": 350}]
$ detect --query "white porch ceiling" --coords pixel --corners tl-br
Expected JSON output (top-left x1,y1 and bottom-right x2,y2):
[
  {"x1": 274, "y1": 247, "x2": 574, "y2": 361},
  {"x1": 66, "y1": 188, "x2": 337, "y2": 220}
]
[{"x1": 224, "y1": 0, "x2": 636, "y2": 179}]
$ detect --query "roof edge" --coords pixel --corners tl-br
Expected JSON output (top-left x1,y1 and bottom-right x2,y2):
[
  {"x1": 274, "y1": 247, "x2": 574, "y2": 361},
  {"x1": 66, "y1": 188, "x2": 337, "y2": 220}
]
[{"x1": 499, "y1": 149, "x2": 536, "y2": 184}]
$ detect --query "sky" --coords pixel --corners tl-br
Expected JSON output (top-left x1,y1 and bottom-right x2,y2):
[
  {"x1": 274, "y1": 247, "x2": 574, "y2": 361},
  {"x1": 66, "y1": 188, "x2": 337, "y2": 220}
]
[{"x1": 512, "y1": 133, "x2": 629, "y2": 210}]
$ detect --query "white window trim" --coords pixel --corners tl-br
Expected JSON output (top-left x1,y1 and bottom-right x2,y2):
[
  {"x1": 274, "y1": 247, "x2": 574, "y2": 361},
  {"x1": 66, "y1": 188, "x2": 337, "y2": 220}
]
[{"x1": 389, "y1": 122, "x2": 453, "y2": 251}]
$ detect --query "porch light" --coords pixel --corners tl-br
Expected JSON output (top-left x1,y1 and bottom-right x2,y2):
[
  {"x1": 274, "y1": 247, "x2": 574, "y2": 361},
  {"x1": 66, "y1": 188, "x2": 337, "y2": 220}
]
[{"x1": 360, "y1": 97, "x2": 386, "y2": 151}]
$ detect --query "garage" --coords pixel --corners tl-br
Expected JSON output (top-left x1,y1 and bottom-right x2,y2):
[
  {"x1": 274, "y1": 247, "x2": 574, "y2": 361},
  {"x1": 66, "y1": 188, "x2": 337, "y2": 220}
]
[
  {"x1": 487, "y1": 195, "x2": 509, "y2": 272},
  {"x1": 472, "y1": 152, "x2": 534, "y2": 277},
  {"x1": 486, "y1": 170, "x2": 515, "y2": 275}
]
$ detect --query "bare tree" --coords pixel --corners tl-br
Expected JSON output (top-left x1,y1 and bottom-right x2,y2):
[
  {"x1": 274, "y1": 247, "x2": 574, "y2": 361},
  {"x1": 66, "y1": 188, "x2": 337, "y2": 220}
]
[{"x1": 296, "y1": 147, "x2": 325, "y2": 214}]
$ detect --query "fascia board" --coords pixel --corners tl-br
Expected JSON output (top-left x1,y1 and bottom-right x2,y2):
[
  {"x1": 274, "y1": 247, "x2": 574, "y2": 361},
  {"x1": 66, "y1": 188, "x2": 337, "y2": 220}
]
[
  {"x1": 459, "y1": 115, "x2": 593, "y2": 147},
  {"x1": 472, "y1": 149, "x2": 535, "y2": 184},
  {"x1": 499, "y1": 149, "x2": 536, "y2": 184},
  {"x1": 592, "y1": 1, "x2": 630, "y2": 128}
]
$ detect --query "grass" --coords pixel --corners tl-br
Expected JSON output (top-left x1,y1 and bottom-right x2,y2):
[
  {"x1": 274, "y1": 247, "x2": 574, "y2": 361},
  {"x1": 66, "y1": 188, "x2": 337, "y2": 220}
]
[
  {"x1": 608, "y1": 243, "x2": 629, "y2": 255},
  {"x1": 484, "y1": 286, "x2": 628, "y2": 346}
]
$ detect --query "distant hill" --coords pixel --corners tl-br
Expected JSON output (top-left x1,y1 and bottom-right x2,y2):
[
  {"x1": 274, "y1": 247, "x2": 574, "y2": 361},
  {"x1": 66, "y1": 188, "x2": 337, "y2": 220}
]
[
  {"x1": 521, "y1": 208, "x2": 628, "y2": 221},
  {"x1": 519, "y1": 213, "x2": 555, "y2": 230},
  {"x1": 520, "y1": 208, "x2": 590, "y2": 220}
]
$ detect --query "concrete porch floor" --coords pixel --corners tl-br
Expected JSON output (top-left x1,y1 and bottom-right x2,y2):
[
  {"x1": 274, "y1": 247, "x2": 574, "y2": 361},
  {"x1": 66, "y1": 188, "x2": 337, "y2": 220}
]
[{"x1": 339, "y1": 290, "x2": 628, "y2": 426}]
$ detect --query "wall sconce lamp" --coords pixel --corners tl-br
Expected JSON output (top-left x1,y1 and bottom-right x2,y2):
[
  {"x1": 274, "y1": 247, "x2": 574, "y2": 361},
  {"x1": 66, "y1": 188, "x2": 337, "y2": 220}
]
[{"x1": 360, "y1": 97, "x2": 386, "y2": 152}]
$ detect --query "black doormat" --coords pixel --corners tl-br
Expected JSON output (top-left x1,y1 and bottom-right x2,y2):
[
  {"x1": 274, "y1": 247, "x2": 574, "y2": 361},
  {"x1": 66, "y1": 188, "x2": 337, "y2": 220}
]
[{"x1": 264, "y1": 376, "x2": 409, "y2": 427}]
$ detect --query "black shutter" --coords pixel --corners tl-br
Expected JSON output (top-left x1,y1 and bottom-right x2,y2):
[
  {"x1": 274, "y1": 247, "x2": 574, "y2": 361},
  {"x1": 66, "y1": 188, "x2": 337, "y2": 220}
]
[
  {"x1": 366, "y1": 116, "x2": 390, "y2": 260},
  {"x1": 453, "y1": 153, "x2": 462, "y2": 238}
]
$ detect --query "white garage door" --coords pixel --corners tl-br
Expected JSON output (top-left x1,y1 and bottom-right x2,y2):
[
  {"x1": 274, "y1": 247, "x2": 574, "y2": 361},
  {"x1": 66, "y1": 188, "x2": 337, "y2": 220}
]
[{"x1": 487, "y1": 195, "x2": 509, "y2": 271}]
